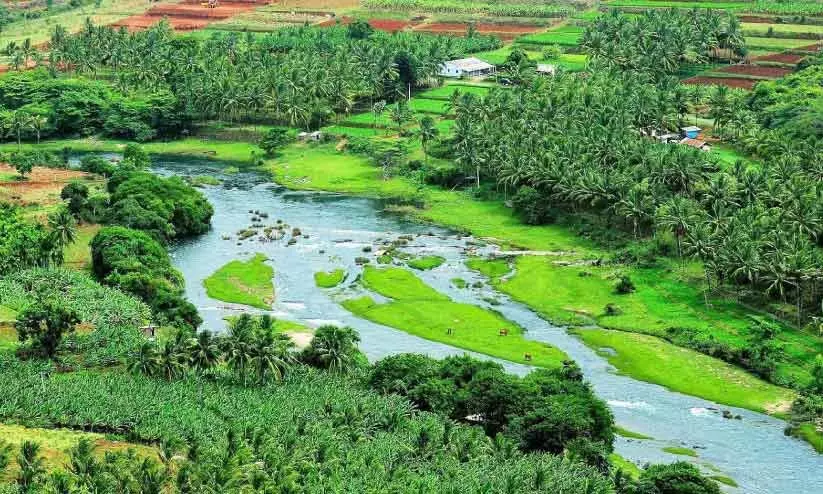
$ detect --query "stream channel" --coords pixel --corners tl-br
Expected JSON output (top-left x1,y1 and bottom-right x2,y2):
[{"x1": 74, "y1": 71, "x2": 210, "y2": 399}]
[{"x1": 151, "y1": 157, "x2": 823, "y2": 493}]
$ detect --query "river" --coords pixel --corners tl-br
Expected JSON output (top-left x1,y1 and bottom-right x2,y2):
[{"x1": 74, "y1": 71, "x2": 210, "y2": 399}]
[{"x1": 155, "y1": 157, "x2": 823, "y2": 493}]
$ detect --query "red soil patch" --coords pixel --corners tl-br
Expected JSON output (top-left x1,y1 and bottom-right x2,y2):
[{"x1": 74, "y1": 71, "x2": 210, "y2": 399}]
[
  {"x1": 0, "y1": 164, "x2": 91, "y2": 207},
  {"x1": 682, "y1": 76, "x2": 758, "y2": 90},
  {"x1": 798, "y1": 43, "x2": 822, "y2": 52},
  {"x1": 739, "y1": 15, "x2": 777, "y2": 23},
  {"x1": 718, "y1": 64, "x2": 793, "y2": 78},
  {"x1": 112, "y1": 15, "x2": 210, "y2": 31},
  {"x1": 754, "y1": 52, "x2": 805, "y2": 64},
  {"x1": 368, "y1": 19, "x2": 411, "y2": 32},
  {"x1": 113, "y1": 1, "x2": 271, "y2": 32}
]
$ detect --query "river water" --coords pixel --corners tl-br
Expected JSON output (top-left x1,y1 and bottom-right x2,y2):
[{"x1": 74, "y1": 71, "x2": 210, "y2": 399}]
[{"x1": 155, "y1": 158, "x2": 823, "y2": 493}]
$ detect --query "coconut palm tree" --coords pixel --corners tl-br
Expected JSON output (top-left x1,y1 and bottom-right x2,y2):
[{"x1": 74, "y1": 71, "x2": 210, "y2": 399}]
[
  {"x1": 418, "y1": 116, "x2": 439, "y2": 164},
  {"x1": 129, "y1": 342, "x2": 160, "y2": 377},
  {"x1": 16, "y1": 441, "x2": 45, "y2": 493}
]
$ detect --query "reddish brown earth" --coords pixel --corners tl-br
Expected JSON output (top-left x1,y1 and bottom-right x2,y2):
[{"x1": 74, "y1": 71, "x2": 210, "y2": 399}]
[
  {"x1": 682, "y1": 76, "x2": 758, "y2": 90},
  {"x1": 113, "y1": 0, "x2": 270, "y2": 31},
  {"x1": 739, "y1": 15, "x2": 778, "y2": 23},
  {"x1": 798, "y1": 43, "x2": 822, "y2": 52},
  {"x1": 754, "y1": 52, "x2": 806, "y2": 64},
  {"x1": 718, "y1": 64, "x2": 794, "y2": 78}
]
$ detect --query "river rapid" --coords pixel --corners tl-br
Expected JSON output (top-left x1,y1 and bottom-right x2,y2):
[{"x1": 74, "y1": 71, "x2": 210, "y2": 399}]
[{"x1": 154, "y1": 157, "x2": 823, "y2": 494}]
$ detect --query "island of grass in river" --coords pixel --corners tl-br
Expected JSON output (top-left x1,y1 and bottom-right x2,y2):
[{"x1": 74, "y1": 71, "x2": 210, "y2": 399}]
[
  {"x1": 314, "y1": 269, "x2": 346, "y2": 288},
  {"x1": 203, "y1": 253, "x2": 274, "y2": 309},
  {"x1": 342, "y1": 266, "x2": 567, "y2": 368}
]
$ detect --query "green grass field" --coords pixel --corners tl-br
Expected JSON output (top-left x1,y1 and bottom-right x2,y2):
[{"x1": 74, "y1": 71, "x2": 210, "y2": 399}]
[
  {"x1": 615, "y1": 426, "x2": 653, "y2": 440},
  {"x1": 744, "y1": 36, "x2": 814, "y2": 50},
  {"x1": 408, "y1": 256, "x2": 446, "y2": 270},
  {"x1": 417, "y1": 84, "x2": 491, "y2": 100},
  {"x1": 408, "y1": 98, "x2": 450, "y2": 115},
  {"x1": 63, "y1": 223, "x2": 101, "y2": 271},
  {"x1": 0, "y1": 423, "x2": 156, "y2": 476},
  {"x1": 662, "y1": 446, "x2": 699, "y2": 457},
  {"x1": 517, "y1": 26, "x2": 584, "y2": 46},
  {"x1": 573, "y1": 328, "x2": 795, "y2": 414},
  {"x1": 743, "y1": 23, "x2": 823, "y2": 35},
  {"x1": 203, "y1": 253, "x2": 274, "y2": 309},
  {"x1": 314, "y1": 269, "x2": 347, "y2": 288},
  {"x1": 343, "y1": 266, "x2": 567, "y2": 368}
]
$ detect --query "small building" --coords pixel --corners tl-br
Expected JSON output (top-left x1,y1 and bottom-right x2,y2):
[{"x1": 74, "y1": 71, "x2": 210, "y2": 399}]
[
  {"x1": 140, "y1": 325, "x2": 158, "y2": 339},
  {"x1": 439, "y1": 57, "x2": 495, "y2": 78},
  {"x1": 309, "y1": 131, "x2": 323, "y2": 141},
  {"x1": 536, "y1": 63, "x2": 556, "y2": 76},
  {"x1": 679, "y1": 138, "x2": 711, "y2": 152},
  {"x1": 658, "y1": 133, "x2": 680, "y2": 144},
  {"x1": 681, "y1": 126, "x2": 701, "y2": 139}
]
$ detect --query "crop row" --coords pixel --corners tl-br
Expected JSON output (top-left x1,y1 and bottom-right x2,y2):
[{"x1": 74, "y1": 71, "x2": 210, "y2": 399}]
[{"x1": 362, "y1": 0, "x2": 573, "y2": 18}]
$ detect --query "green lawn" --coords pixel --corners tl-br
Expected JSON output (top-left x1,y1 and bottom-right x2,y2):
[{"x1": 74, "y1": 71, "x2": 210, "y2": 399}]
[
  {"x1": 407, "y1": 256, "x2": 446, "y2": 270},
  {"x1": 791, "y1": 423, "x2": 823, "y2": 453},
  {"x1": 417, "y1": 84, "x2": 490, "y2": 100},
  {"x1": 474, "y1": 46, "x2": 543, "y2": 66},
  {"x1": 342, "y1": 266, "x2": 567, "y2": 368},
  {"x1": 408, "y1": 98, "x2": 450, "y2": 115},
  {"x1": 203, "y1": 253, "x2": 275, "y2": 310},
  {"x1": 0, "y1": 305, "x2": 18, "y2": 324},
  {"x1": 63, "y1": 223, "x2": 101, "y2": 271},
  {"x1": 572, "y1": 328, "x2": 795, "y2": 414},
  {"x1": 662, "y1": 446, "x2": 698, "y2": 457},
  {"x1": 517, "y1": 26, "x2": 584, "y2": 46},
  {"x1": 743, "y1": 23, "x2": 823, "y2": 35},
  {"x1": 322, "y1": 125, "x2": 382, "y2": 137},
  {"x1": 314, "y1": 269, "x2": 347, "y2": 288},
  {"x1": 615, "y1": 426, "x2": 653, "y2": 440},
  {"x1": 469, "y1": 256, "x2": 822, "y2": 385},
  {"x1": 744, "y1": 37, "x2": 814, "y2": 50}
]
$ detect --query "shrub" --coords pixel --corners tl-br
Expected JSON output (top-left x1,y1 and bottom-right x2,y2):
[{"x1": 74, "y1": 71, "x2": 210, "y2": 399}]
[
  {"x1": 15, "y1": 303, "x2": 80, "y2": 359},
  {"x1": 512, "y1": 186, "x2": 556, "y2": 225},
  {"x1": 636, "y1": 462, "x2": 721, "y2": 494},
  {"x1": 614, "y1": 275, "x2": 636, "y2": 294}
]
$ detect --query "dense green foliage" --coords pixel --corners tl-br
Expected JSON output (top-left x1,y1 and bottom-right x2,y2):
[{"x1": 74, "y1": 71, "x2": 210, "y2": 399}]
[
  {"x1": 0, "y1": 205, "x2": 56, "y2": 275},
  {"x1": 0, "y1": 70, "x2": 184, "y2": 141},
  {"x1": 106, "y1": 170, "x2": 213, "y2": 243},
  {"x1": 370, "y1": 354, "x2": 613, "y2": 462},
  {"x1": 452, "y1": 72, "x2": 823, "y2": 337},
  {"x1": 747, "y1": 62, "x2": 823, "y2": 142},
  {"x1": 14, "y1": 303, "x2": 80, "y2": 360},
  {"x1": 0, "y1": 352, "x2": 615, "y2": 493},
  {"x1": 44, "y1": 21, "x2": 499, "y2": 131},
  {"x1": 583, "y1": 10, "x2": 745, "y2": 76},
  {"x1": 0, "y1": 268, "x2": 149, "y2": 365},
  {"x1": 90, "y1": 227, "x2": 200, "y2": 329}
]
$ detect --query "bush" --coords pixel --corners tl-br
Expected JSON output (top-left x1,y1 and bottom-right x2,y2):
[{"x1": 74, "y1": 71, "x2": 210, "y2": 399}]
[
  {"x1": 90, "y1": 226, "x2": 200, "y2": 329},
  {"x1": 512, "y1": 186, "x2": 556, "y2": 225},
  {"x1": 60, "y1": 182, "x2": 89, "y2": 216},
  {"x1": 614, "y1": 275, "x2": 636, "y2": 294},
  {"x1": 79, "y1": 155, "x2": 116, "y2": 177},
  {"x1": 15, "y1": 303, "x2": 80, "y2": 359},
  {"x1": 107, "y1": 171, "x2": 213, "y2": 242},
  {"x1": 636, "y1": 462, "x2": 721, "y2": 494},
  {"x1": 259, "y1": 127, "x2": 291, "y2": 157}
]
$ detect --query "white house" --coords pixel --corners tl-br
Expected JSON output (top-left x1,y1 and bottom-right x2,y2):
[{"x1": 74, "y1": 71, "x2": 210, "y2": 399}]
[
  {"x1": 439, "y1": 57, "x2": 495, "y2": 78},
  {"x1": 536, "y1": 63, "x2": 556, "y2": 76}
]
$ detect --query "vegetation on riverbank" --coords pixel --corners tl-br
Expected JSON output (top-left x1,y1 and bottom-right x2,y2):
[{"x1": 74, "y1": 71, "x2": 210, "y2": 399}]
[
  {"x1": 572, "y1": 328, "x2": 794, "y2": 414},
  {"x1": 343, "y1": 266, "x2": 567, "y2": 368},
  {"x1": 408, "y1": 255, "x2": 446, "y2": 270}
]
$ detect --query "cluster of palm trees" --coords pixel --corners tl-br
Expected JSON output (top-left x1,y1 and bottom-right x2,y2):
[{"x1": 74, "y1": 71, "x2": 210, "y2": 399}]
[
  {"x1": 452, "y1": 71, "x2": 823, "y2": 322},
  {"x1": 129, "y1": 315, "x2": 362, "y2": 385},
  {"x1": 0, "y1": 108, "x2": 49, "y2": 148},
  {"x1": 42, "y1": 20, "x2": 498, "y2": 130},
  {"x1": 582, "y1": 9, "x2": 746, "y2": 77}
]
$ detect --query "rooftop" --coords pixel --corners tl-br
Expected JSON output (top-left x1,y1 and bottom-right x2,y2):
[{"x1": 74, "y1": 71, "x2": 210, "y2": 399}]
[
  {"x1": 443, "y1": 57, "x2": 494, "y2": 72},
  {"x1": 679, "y1": 138, "x2": 709, "y2": 149}
]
